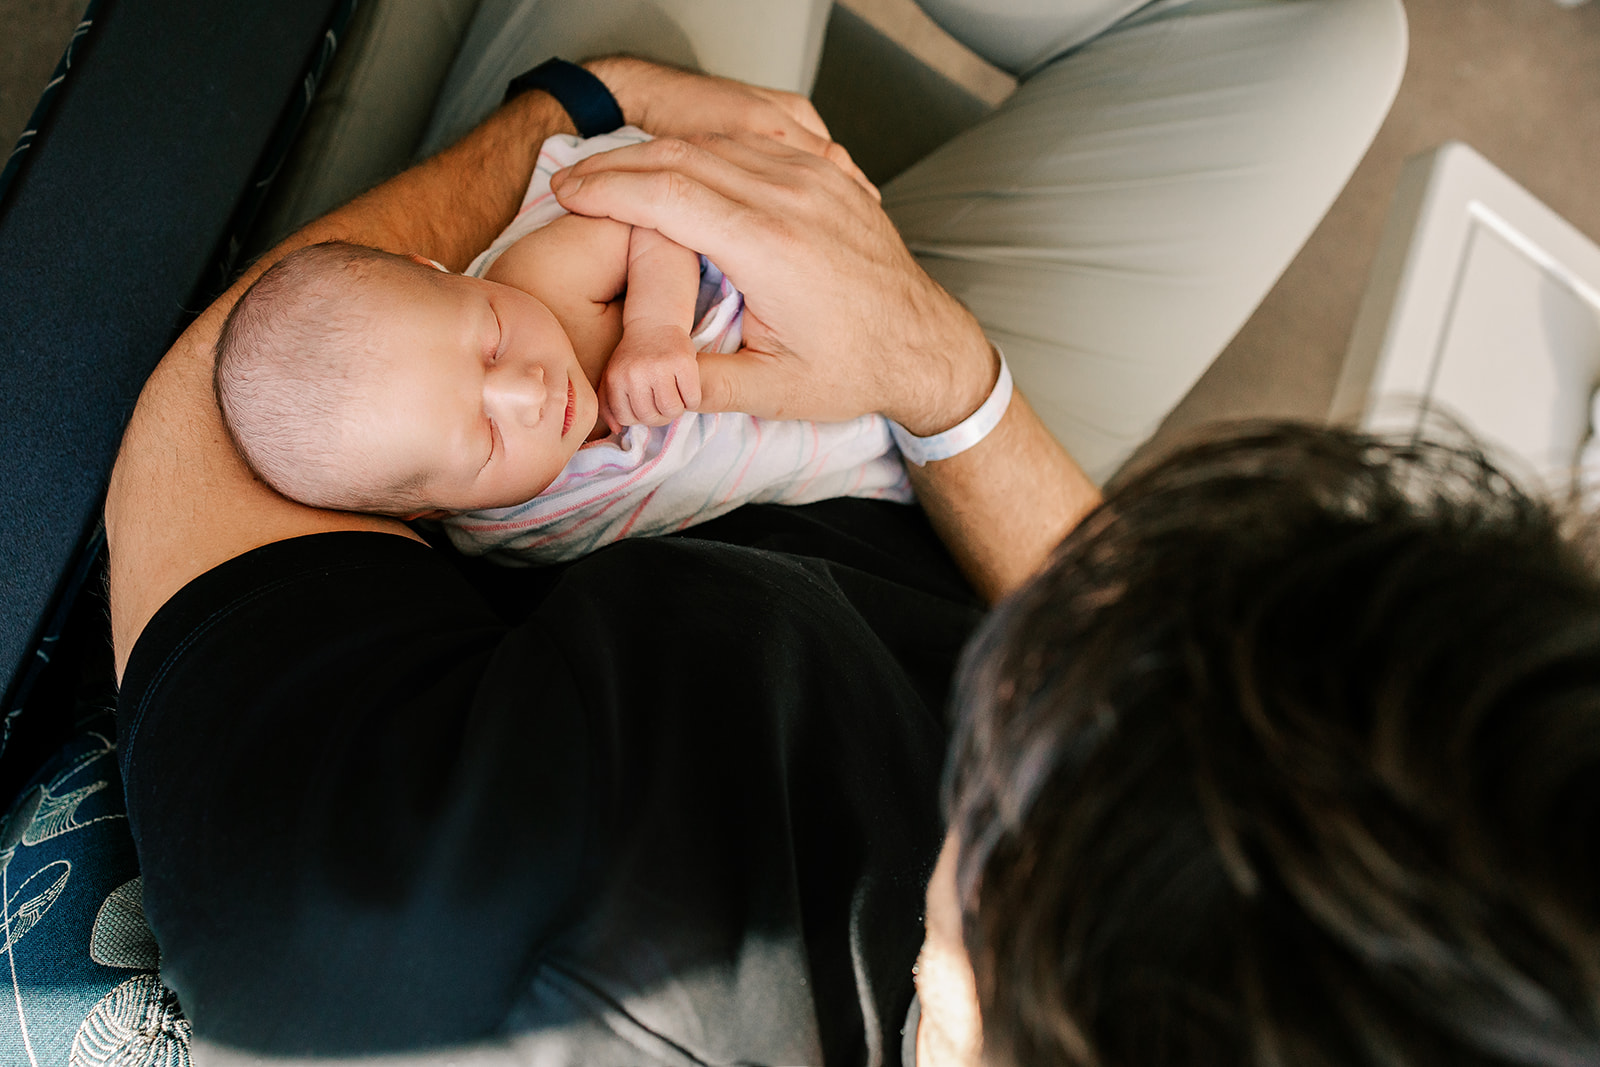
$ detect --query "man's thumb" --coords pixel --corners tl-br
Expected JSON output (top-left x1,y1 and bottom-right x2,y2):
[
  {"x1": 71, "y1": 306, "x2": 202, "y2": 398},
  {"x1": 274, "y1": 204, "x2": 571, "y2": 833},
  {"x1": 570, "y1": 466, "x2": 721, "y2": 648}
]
[{"x1": 694, "y1": 349, "x2": 790, "y2": 419}]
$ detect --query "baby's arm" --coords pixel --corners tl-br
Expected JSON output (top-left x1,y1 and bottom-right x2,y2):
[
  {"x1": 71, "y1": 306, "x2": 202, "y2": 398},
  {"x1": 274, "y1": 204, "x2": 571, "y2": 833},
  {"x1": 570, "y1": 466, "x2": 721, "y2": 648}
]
[
  {"x1": 484, "y1": 215, "x2": 631, "y2": 365},
  {"x1": 603, "y1": 227, "x2": 702, "y2": 430}
]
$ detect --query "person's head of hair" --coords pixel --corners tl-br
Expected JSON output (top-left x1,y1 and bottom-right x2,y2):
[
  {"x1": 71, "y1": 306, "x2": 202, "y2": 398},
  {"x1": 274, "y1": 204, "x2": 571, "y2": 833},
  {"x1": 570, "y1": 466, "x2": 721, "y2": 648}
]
[
  {"x1": 948, "y1": 423, "x2": 1600, "y2": 1067},
  {"x1": 213, "y1": 240, "x2": 434, "y2": 513}
]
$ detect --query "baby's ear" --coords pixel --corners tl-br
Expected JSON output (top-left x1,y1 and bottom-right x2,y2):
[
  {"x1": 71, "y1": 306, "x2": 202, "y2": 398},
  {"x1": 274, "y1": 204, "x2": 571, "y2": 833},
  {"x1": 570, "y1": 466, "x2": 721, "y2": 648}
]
[{"x1": 402, "y1": 252, "x2": 451, "y2": 273}]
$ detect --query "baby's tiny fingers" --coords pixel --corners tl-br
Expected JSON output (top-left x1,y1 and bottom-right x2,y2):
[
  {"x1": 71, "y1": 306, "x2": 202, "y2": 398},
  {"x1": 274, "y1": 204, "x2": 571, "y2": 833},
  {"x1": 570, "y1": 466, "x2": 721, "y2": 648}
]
[
  {"x1": 677, "y1": 369, "x2": 703, "y2": 412},
  {"x1": 650, "y1": 382, "x2": 686, "y2": 423},
  {"x1": 607, "y1": 382, "x2": 640, "y2": 428}
]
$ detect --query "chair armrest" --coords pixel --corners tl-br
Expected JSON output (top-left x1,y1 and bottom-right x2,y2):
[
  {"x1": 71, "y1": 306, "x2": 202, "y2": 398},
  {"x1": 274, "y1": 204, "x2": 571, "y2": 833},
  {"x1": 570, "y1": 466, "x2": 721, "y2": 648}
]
[{"x1": 0, "y1": 0, "x2": 349, "y2": 719}]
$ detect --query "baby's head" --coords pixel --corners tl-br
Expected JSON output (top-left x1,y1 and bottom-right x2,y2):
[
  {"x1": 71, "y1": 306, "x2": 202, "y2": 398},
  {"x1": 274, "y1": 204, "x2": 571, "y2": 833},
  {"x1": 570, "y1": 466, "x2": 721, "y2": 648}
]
[{"x1": 215, "y1": 241, "x2": 598, "y2": 516}]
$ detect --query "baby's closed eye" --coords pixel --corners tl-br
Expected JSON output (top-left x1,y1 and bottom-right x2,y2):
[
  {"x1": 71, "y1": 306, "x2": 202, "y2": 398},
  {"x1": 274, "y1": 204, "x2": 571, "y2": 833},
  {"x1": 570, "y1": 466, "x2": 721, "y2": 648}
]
[
  {"x1": 486, "y1": 306, "x2": 504, "y2": 363},
  {"x1": 480, "y1": 417, "x2": 498, "y2": 471}
]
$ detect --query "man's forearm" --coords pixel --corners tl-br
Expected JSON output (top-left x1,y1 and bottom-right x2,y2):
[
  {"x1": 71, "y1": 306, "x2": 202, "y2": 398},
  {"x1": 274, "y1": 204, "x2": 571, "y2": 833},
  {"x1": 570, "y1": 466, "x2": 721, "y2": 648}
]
[
  {"x1": 270, "y1": 90, "x2": 575, "y2": 274},
  {"x1": 106, "y1": 90, "x2": 577, "y2": 676},
  {"x1": 880, "y1": 309, "x2": 1100, "y2": 604},
  {"x1": 908, "y1": 391, "x2": 1101, "y2": 604}
]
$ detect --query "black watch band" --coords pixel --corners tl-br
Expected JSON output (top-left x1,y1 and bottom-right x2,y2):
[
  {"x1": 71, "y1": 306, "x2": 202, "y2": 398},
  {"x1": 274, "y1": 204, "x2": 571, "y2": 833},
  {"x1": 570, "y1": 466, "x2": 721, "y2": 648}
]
[{"x1": 504, "y1": 57, "x2": 625, "y2": 138}]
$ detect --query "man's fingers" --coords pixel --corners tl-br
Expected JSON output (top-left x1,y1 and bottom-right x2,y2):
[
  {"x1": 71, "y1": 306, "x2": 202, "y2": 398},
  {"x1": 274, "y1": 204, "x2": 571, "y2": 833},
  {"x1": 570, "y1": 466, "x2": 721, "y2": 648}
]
[
  {"x1": 694, "y1": 349, "x2": 795, "y2": 420},
  {"x1": 760, "y1": 90, "x2": 833, "y2": 147},
  {"x1": 555, "y1": 166, "x2": 762, "y2": 277},
  {"x1": 555, "y1": 134, "x2": 802, "y2": 196},
  {"x1": 555, "y1": 132, "x2": 873, "y2": 214},
  {"x1": 553, "y1": 135, "x2": 870, "y2": 275},
  {"x1": 752, "y1": 114, "x2": 831, "y2": 160},
  {"x1": 678, "y1": 129, "x2": 869, "y2": 200},
  {"x1": 824, "y1": 141, "x2": 879, "y2": 200}
]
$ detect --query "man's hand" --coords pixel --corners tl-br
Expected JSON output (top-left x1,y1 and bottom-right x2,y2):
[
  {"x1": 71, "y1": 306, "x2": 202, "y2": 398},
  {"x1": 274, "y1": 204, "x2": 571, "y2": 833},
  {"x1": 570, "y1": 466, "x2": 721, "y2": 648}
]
[
  {"x1": 585, "y1": 56, "x2": 877, "y2": 198},
  {"x1": 601, "y1": 323, "x2": 702, "y2": 431},
  {"x1": 550, "y1": 133, "x2": 994, "y2": 436},
  {"x1": 547, "y1": 131, "x2": 1101, "y2": 602}
]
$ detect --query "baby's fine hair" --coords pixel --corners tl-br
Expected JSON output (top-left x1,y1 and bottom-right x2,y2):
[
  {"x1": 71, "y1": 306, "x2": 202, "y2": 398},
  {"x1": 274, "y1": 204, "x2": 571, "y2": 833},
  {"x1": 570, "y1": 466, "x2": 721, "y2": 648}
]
[{"x1": 214, "y1": 240, "x2": 426, "y2": 514}]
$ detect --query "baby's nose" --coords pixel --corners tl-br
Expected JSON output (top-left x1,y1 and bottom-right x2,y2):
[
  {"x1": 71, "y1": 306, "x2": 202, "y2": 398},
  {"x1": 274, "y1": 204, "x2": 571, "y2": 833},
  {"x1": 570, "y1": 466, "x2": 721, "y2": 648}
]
[{"x1": 487, "y1": 362, "x2": 547, "y2": 427}]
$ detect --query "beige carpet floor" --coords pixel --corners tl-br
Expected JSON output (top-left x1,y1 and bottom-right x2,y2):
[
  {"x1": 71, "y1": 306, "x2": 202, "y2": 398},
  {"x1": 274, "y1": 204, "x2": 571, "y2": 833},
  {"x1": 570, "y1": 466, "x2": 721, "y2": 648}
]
[{"x1": 1146, "y1": 0, "x2": 1600, "y2": 460}]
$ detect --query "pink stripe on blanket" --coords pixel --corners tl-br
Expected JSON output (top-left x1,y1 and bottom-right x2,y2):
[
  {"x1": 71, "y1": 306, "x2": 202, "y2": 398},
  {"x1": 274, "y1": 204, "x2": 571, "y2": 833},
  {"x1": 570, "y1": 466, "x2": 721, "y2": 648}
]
[
  {"x1": 512, "y1": 191, "x2": 557, "y2": 221},
  {"x1": 454, "y1": 421, "x2": 685, "y2": 532},
  {"x1": 615, "y1": 486, "x2": 665, "y2": 539},
  {"x1": 723, "y1": 418, "x2": 763, "y2": 498}
]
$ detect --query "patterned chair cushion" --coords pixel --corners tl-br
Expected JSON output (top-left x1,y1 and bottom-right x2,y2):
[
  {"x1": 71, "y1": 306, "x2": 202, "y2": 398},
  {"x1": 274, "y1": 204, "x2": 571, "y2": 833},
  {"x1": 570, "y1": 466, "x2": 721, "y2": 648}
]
[{"x1": 0, "y1": 721, "x2": 191, "y2": 1066}]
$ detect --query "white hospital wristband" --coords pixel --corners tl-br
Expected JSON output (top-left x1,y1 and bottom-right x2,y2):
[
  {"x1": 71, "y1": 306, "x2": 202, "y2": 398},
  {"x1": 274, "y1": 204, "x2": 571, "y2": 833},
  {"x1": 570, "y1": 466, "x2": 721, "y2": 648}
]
[{"x1": 889, "y1": 346, "x2": 1014, "y2": 466}]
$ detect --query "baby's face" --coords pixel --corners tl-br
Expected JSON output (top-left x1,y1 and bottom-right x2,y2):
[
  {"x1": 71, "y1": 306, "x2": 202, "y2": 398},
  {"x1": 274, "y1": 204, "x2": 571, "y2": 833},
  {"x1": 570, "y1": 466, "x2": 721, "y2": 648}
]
[{"x1": 358, "y1": 262, "x2": 599, "y2": 512}]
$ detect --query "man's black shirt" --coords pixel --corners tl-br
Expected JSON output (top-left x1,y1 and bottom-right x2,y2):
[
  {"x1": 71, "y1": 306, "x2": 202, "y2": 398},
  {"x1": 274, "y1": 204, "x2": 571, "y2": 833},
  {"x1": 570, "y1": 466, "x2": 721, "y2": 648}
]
[{"x1": 118, "y1": 500, "x2": 980, "y2": 1063}]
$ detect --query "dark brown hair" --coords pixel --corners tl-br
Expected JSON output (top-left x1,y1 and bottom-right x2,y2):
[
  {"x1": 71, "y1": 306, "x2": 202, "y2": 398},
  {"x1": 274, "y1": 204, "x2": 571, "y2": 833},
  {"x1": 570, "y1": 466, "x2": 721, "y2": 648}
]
[{"x1": 949, "y1": 424, "x2": 1600, "y2": 1067}]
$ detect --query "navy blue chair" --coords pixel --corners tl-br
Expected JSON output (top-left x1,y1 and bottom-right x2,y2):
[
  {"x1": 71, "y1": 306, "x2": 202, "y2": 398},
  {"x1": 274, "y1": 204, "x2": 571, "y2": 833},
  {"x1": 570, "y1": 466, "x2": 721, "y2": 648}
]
[{"x1": 0, "y1": 0, "x2": 353, "y2": 1054}]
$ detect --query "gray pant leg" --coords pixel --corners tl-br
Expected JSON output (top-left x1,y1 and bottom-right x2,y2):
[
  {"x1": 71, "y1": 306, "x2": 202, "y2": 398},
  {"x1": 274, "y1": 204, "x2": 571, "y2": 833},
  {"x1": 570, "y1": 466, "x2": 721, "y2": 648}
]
[
  {"x1": 248, "y1": 0, "x2": 484, "y2": 254},
  {"x1": 911, "y1": 0, "x2": 1170, "y2": 74},
  {"x1": 885, "y1": 0, "x2": 1408, "y2": 483}
]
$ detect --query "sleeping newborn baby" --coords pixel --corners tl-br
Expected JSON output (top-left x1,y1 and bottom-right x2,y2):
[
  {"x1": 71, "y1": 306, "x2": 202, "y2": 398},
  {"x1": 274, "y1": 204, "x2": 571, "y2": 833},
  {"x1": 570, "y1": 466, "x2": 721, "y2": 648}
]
[{"x1": 215, "y1": 128, "x2": 909, "y2": 564}]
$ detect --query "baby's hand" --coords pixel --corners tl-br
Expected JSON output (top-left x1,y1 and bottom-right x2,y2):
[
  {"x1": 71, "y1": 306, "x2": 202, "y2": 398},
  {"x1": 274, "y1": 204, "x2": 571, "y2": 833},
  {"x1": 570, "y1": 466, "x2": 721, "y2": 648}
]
[{"x1": 600, "y1": 323, "x2": 702, "y2": 431}]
